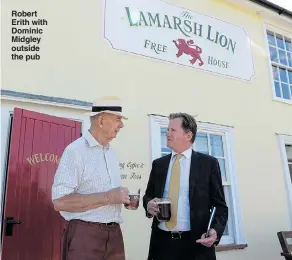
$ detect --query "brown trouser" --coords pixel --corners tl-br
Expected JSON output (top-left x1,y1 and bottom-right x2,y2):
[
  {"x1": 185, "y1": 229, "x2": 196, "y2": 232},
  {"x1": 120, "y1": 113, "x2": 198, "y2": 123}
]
[{"x1": 62, "y1": 220, "x2": 126, "y2": 260}]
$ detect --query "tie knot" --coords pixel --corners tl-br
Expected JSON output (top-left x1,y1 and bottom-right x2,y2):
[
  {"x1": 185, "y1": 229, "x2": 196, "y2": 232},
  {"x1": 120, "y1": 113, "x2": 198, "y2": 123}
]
[{"x1": 175, "y1": 154, "x2": 183, "y2": 160}]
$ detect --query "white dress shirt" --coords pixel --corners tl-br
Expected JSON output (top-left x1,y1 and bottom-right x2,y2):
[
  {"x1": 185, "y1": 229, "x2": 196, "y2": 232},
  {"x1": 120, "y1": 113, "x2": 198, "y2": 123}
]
[
  {"x1": 52, "y1": 130, "x2": 122, "y2": 223},
  {"x1": 159, "y1": 146, "x2": 193, "y2": 231}
]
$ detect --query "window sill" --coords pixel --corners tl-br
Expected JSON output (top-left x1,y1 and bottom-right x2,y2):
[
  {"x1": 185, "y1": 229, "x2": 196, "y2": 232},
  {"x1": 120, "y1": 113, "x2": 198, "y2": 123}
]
[
  {"x1": 273, "y1": 97, "x2": 292, "y2": 105},
  {"x1": 216, "y1": 244, "x2": 248, "y2": 252}
]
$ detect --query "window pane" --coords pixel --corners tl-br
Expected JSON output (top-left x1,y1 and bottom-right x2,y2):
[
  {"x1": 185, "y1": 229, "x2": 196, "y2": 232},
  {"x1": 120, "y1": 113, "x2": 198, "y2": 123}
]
[
  {"x1": 161, "y1": 127, "x2": 171, "y2": 156},
  {"x1": 267, "y1": 32, "x2": 276, "y2": 46},
  {"x1": 161, "y1": 138, "x2": 167, "y2": 148},
  {"x1": 280, "y1": 68, "x2": 288, "y2": 83},
  {"x1": 162, "y1": 147, "x2": 171, "y2": 154},
  {"x1": 274, "y1": 81, "x2": 281, "y2": 97},
  {"x1": 223, "y1": 186, "x2": 231, "y2": 236},
  {"x1": 218, "y1": 158, "x2": 227, "y2": 182},
  {"x1": 161, "y1": 128, "x2": 167, "y2": 135},
  {"x1": 223, "y1": 221, "x2": 229, "y2": 235},
  {"x1": 276, "y1": 35, "x2": 285, "y2": 49},
  {"x1": 210, "y1": 135, "x2": 224, "y2": 157},
  {"x1": 279, "y1": 50, "x2": 288, "y2": 66},
  {"x1": 272, "y1": 66, "x2": 279, "y2": 80},
  {"x1": 269, "y1": 46, "x2": 278, "y2": 62},
  {"x1": 286, "y1": 40, "x2": 292, "y2": 52},
  {"x1": 286, "y1": 145, "x2": 292, "y2": 182},
  {"x1": 286, "y1": 145, "x2": 292, "y2": 162},
  {"x1": 288, "y1": 71, "x2": 292, "y2": 84},
  {"x1": 281, "y1": 84, "x2": 290, "y2": 100},
  {"x1": 161, "y1": 128, "x2": 167, "y2": 147},
  {"x1": 196, "y1": 133, "x2": 209, "y2": 154},
  {"x1": 288, "y1": 52, "x2": 292, "y2": 67}
]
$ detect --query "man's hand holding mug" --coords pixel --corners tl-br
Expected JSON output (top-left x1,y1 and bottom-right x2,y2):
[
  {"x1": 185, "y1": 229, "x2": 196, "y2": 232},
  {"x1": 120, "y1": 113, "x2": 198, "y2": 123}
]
[{"x1": 147, "y1": 198, "x2": 159, "y2": 216}]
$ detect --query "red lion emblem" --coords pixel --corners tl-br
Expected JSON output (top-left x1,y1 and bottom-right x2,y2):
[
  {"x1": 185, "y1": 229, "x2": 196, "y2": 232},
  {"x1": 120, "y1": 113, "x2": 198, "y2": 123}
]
[{"x1": 172, "y1": 39, "x2": 204, "y2": 66}]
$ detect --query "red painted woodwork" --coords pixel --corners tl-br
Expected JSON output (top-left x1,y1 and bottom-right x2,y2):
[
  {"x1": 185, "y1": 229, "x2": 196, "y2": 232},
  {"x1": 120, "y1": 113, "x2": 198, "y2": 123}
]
[{"x1": 2, "y1": 108, "x2": 81, "y2": 260}]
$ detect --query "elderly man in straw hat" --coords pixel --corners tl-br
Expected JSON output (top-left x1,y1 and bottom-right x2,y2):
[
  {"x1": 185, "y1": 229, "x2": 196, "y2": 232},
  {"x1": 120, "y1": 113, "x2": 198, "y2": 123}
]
[{"x1": 52, "y1": 96, "x2": 130, "y2": 260}]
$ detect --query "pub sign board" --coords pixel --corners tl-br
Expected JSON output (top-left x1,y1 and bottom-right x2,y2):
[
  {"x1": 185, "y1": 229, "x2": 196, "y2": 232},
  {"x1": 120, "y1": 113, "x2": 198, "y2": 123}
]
[{"x1": 104, "y1": 0, "x2": 255, "y2": 81}]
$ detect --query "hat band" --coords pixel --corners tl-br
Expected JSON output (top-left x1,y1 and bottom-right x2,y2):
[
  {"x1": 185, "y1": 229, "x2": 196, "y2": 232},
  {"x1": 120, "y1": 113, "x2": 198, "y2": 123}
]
[{"x1": 92, "y1": 106, "x2": 122, "y2": 112}]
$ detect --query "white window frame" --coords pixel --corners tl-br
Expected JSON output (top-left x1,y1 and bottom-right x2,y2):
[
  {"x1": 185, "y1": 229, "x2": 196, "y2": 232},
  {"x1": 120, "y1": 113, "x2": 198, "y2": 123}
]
[
  {"x1": 264, "y1": 23, "x2": 292, "y2": 105},
  {"x1": 149, "y1": 115, "x2": 246, "y2": 245},
  {"x1": 278, "y1": 134, "x2": 292, "y2": 228}
]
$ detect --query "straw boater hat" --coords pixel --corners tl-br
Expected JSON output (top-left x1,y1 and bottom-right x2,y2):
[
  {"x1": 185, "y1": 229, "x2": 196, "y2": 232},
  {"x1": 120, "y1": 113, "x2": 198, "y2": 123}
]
[{"x1": 88, "y1": 96, "x2": 128, "y2": 120}]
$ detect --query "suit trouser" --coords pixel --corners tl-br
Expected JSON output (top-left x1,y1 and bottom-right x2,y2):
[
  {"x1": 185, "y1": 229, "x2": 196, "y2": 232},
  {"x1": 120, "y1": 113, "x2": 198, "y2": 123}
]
[
  {"x1": 150, "y1": 228, "x2": 194, "y2": 260},
  {"x1": 62, "y1": 219, "x2": 125, "y2": 260}
]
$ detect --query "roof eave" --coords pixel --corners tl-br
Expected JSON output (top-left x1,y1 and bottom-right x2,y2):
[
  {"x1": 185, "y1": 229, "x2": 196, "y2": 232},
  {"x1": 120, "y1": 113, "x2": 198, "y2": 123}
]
[{"x1": 249, "y1": 0, "x2": 292, "y2": 19}]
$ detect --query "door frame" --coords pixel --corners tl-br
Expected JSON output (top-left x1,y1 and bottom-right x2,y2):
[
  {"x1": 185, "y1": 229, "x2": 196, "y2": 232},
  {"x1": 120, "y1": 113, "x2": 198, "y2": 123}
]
[
  {"x1": 0, "y1": 98, "x2": 91, "y2": 254},
  {"x1": 278, "y1": 134, "x2": 292, "y2": 228}
]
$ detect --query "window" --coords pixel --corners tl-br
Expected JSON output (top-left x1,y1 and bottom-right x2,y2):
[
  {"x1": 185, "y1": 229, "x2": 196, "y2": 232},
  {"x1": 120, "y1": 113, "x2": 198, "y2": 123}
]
[
  {"x1": 150, "y1": 115, "x2": 246, "y2": 245},
  {"x1": 286, "y1": 145, "x2": 292, "y2": 183},
  {"x1": 266, "y1": 29, "x2": 292, "y2": 103},
  {"x1": 278, "y1": 135, "x2": 292, "y2": 226}
]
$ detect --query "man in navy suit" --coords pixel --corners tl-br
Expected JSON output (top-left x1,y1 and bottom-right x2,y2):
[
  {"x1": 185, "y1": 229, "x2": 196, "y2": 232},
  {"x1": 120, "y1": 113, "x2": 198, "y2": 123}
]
[{"x1": 143, "y1": 113, "x2": 228, "y2": 260}]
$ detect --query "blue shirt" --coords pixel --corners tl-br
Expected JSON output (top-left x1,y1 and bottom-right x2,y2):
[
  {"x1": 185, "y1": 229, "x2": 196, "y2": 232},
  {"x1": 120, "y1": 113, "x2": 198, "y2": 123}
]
[{"x1": 158, "y1": 147, "x2": 193, "y2": 231}]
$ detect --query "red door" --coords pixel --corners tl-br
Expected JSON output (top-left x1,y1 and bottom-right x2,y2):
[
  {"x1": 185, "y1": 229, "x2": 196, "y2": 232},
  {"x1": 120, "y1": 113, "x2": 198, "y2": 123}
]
[{"x1": 2, "y1": 108, "x2": 82, "y2": 260}]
